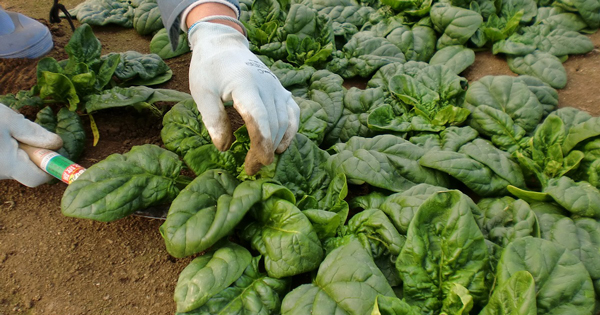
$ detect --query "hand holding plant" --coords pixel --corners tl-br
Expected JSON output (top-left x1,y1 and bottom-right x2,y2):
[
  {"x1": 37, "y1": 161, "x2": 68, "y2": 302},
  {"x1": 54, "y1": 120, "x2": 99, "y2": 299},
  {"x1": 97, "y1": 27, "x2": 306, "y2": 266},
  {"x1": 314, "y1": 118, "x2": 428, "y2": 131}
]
[{"x1": 187, "y1": 22, "x2": 300, "y2": 175}]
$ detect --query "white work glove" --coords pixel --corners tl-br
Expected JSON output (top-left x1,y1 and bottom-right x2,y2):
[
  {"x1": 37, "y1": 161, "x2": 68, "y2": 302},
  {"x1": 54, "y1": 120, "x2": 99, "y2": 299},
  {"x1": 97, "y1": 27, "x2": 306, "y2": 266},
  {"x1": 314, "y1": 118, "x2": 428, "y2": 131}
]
[
  {"x1": 0, "y1": 103, "x2": 63, "y2": 187},
  {"x1": 188, "y1": 22, "x2": 300, "y2": 175}
]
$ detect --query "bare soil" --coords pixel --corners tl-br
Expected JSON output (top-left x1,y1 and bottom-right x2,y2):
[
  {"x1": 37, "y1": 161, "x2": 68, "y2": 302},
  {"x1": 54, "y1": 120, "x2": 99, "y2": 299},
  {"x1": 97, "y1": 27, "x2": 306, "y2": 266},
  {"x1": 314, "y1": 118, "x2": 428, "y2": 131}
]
[{"x1": 0, "y1": 0, "x2": 599, "y2": 314}]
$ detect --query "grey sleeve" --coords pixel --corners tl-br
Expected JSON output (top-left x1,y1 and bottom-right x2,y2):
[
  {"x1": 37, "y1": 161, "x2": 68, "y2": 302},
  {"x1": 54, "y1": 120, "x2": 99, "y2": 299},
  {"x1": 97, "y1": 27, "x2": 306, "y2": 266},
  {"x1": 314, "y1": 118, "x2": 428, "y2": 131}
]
[{"x1": 156, "y1": 0, "x2": 241, "y2": 50}]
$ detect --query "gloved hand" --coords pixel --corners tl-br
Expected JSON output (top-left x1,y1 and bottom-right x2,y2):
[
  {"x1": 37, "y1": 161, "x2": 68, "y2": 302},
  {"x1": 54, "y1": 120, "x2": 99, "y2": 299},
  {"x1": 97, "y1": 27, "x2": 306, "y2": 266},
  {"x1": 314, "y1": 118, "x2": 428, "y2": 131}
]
[
  {"x1": 0, "y1": 103, "x2": 63, "y2": 187},
  {"x1": 187, "y1": 22, "x2": 300, "y2": 175}
]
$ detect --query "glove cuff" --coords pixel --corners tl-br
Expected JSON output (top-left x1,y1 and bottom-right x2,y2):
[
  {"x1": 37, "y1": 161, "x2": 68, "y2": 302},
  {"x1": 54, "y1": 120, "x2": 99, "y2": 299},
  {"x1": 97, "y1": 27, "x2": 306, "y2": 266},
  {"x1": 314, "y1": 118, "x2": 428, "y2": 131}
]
[
  {"x1": 187, "y1": 15, "x2": 247, "y2": 47},
  {"x1": 187, "y1": 20, "x2": 249, "y2": 51}
]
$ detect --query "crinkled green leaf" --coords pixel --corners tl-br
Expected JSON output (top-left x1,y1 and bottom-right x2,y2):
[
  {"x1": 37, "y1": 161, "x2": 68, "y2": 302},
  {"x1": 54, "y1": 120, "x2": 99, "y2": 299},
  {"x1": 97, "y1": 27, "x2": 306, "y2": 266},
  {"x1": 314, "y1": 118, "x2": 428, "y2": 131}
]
[
  {"x1": 327, "y1": 135, "x2": 450, "y2": 192},
  {"x1": 562, "y1": 116, "x2": 600, "y2": 154},
  {"x1": 281, "y1": 238, "x2": 395, "y2": 315},
  {"x1": 0, "y1": 89, "x2": 43, "y2": 110},
  {"x1": 36, "y1": 107, "x2": 86, "y2": 161},
  {"x1": 554, "y1": 0, "x2": 600, "y2": 29},
  {"x1": 534, "y1": 209, "x2": 600, "y2": 295},
  {"x1": 420, "y1": 139, "x2": 525, "y2": 196},
  {"x1": 327, "y1": 32, "x2": 406, "y2": 78},
  {"x1": 474, "y1": 197, "x2": 539, "y2": 247},
  {"x1": 469, "y1": 105, "x2": 527, "y2": 153},
  {"x1": 493, "y1": 24, "x2": 594, "y2": 57},
  {"x1": 269, "y1": 133, "x2": 335, "y2": 206},
  {"x1": 38, "y1": 71, "x2": 80, "y2": 111},
  {"x1": 159, "y1": 170, "x2": 243, "y2": 258},
  {"x1": 72, "y1": 0, "x2": 134, "y2": 27},
  {"x1": 386, "y1": 25, "x2": 437, "y2": 62},
  {"x1": 326, "y1": 87, "x2": 386, "y2": 144},
  {"x1": 516, "y1": 75, "x2": 558, "y2": 117},
  {"x1": 105, "y1": 51, "x2": 169, "y2": 83},
  {"x1": 440, "y1": 283, "x2": 473, "y2": 315},
  {"x1": 181, "y1": 256, "x2": 289, "y2": 315},
  {"x1": 430, "y1": 3, "x2": 483, "y2": 49},
  {"x1": 479, "y1": 270, "x2": 537, "y2": 315},
  {"x1": 61, "y1": 145, "x2": 182, "y2": 221},
  {"x1": 465, "y1": 75, "x2": 543, "y2": 133},
  {"x1": 307, "y1": 70, "x2": 345, "y2": 141},
  {"x1": 372, "y1": 295, "x2": 421, "y2": 315},
  {"x1": 64, "y1": 24, "x2": 102, "y2": 66},
  {"x1": 379, "y1": 183, "x2": 447, "y2": 234},
  {"x1": 150, "y1": 28, "x2": 190, "y2": 60},
  {"x1": 397, "y1": 191, "x2": 489, "y2": 313},
  {"x1": 507, "y1": 51, "x2": 567, "y2": 89},
  {"x1": 497, "y1": 237, "x2": 595, "y2": 315},
  {"x1": 241, "y1": 180, "x2": 323, "y2": 278},
  {"x1": 429, "y1": 45, "x2": 475, "y2": 74},
  {"x1": 161, "y1": 99, "x2": 211, "y2": 157},
  {"x1": 133, "y1": 0, "x2": 163, "y2": 35},
  {"x1": 174, "y1": 241, "x2": 252, "y2": 313},
  {"x1": 545, "y1": 176, "x2": 600, "y2": 218},
  {"x1": 296, "y1": 97, "x2": 328, "y2": 144}
]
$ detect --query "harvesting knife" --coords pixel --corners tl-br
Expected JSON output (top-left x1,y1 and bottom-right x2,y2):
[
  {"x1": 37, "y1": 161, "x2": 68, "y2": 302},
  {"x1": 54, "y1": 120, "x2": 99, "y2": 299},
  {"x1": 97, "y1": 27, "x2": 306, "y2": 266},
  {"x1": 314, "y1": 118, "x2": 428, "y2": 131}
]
[{"x1": 19, "y1": 143, "x2": 169, "y2": 220}]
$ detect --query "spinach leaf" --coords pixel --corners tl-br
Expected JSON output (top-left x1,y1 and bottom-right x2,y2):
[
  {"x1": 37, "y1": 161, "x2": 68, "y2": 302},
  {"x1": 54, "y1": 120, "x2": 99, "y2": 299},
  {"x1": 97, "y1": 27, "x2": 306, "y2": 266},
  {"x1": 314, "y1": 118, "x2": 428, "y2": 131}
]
[
  {"x1": 420, "y1": 139, "x2": 525, "y2": 197},
  {"x1": 150, "y1": 28, "x2": 190, "y2": 60},
  {"x1": 281, "y1": 238, "x2": 395, "y2": 315},
  {"x1": 545, "y1": 176, "x2": 600, "y2": 218},
  {"x1": 61, "y1": 145, "x2": 183, "y2": 221},
  {"x1": 296, "y1": 97, "x2": 328, "y2": 144},
  {"x1": 493, "y1": 24, "x2": 594, "y2": 57},
  {"x1": 516, "y1": 75, "x2": 558, "y2": 117},
  {"x1": 497, "y1": 237, "x2": 595, "y2": 314},
  {"x1": 241, "y1": 180, "x2": 323, "y2": 278},
  {"x1": 160, "y1": 99, "x2": 211, "y2": 157},
  {"x1": 429, "y1": 45, "x2": 476, "y2": 74},
  {"x1": 327, "y1": 135, "x2": 450, "y2": 192},
  {"x1": 35, "y1": 107, "x2": 86, "y2": 161},
  {"x1": 385, "y1": 24, "x2": 437, "y2": 62},
  {"x1": 379, "y1": 183, "x2": 447, "y2": 234},
  {"x1": 327, "y1": 31, "x2": 406, "y2": 78},
  {"x1": 507, "y1": 51, "x2": 567, "y2": 89},
  {"x1": 0, "y1": 89, "x2": 43, "y2": 110},
  {"x1": 534, "y1": 209, "x2": 600, "y2": 295},
  {"x1": 465, "y1": 75, "x2": 543, "y2": 134},
  {"x1": 105, "y1": 51, "x2": 170, "y2": 85},
  {"x1": 71, "y1": 0, "x2": 134, "y2": 27},
  {"x1": 180, "y1": 256, "x2": 289, "y2": 315},
  {"x1": 159, "y1": 170, "x2": 241, "y2": 258},
  {"x1": 268, "y1": 133, "x2": 337, "y2": 207},
  {"x1": 396, "y1": 191, "x2": 489, "y2": 313},
  {"x1": 64, "y1": 23, "x2": 102, "y2": 66},
  {"x1": 430, "y1": 3, "x2": 483, "y2": 49},
  {"x1": 479, "y1": 270, "x2": 537, "y2": 315},
  {"x1": 372, "y1": 295, "x2": 421, "y2": 315},
  {"x1": 132, "y1": 0, "x2": 163, "y2": 35},
  {"x1": 474, "y1": 197, "x2": 540, "y2": 247},
  {"x1": 174, "y1": 241, "x2": 252, "y2": 313},
  {"x1": 307, "y1": 70, "x2": 345, "y2": 141},
  {"x1": 84, "y1": 86, "x2": 190, "y2": 113},
  {"x1": 326, "y1": 87, "x2": 386, "y2": 144},
  {"x1": 553, "y1": 0, "x2": 600, "y2": 29}
]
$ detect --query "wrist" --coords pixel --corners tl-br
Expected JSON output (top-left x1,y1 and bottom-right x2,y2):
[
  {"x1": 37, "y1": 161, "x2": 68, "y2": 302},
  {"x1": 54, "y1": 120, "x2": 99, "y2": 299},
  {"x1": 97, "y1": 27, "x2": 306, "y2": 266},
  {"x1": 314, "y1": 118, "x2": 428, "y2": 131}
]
[{"x1": 185, "y1": 3, "x2": 244, "y2": 35}]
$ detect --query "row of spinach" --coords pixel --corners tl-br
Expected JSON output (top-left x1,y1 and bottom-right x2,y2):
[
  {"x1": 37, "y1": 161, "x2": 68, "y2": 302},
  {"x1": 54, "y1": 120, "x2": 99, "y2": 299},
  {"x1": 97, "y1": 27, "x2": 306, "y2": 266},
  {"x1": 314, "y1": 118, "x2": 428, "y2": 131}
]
[
  {"x1": 59, "y1": 65, "x2": 600, "y2": 314},
  {"x1": 5, "y1": 0, "x2": 600, "y2": 313},
  {"x1": 66, "y1": 0, "x2": 597, "y2": 90}
]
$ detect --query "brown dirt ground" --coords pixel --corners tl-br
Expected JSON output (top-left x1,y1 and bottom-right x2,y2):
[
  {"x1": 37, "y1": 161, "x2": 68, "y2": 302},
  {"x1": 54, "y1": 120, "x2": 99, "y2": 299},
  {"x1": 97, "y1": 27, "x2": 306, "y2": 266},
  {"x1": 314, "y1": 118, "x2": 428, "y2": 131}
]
[{"x1": 0, "y1": 0, "x2": 599, "y2": 314}]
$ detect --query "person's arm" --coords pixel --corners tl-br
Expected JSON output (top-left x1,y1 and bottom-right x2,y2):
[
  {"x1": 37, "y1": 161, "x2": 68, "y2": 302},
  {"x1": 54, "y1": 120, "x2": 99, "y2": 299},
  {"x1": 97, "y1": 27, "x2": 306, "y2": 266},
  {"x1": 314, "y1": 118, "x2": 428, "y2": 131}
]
[
  {"x1": 156, "y1": 0, "x2": 240, "y2": 50},
  {"x1": 0, "y1": 103, "x2": 63, "y2": 187}
]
